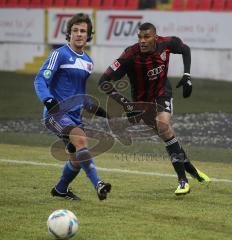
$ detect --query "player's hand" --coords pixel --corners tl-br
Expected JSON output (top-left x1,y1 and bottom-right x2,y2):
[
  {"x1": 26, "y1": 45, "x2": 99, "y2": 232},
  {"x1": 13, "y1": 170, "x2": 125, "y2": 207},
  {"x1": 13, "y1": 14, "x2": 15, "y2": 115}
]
[
  {"x1": 95, "y1": 106, "x2": 110, "y2": 119},
  {"x1": 176, "y1": 74, "x2": 192, "y2": 98},
  {"x1": 124, "y1": 102, "x2": 142, "y2": 124},
  {"x1": 44, "y1": 98, "x2": 59, "y2": 113}
]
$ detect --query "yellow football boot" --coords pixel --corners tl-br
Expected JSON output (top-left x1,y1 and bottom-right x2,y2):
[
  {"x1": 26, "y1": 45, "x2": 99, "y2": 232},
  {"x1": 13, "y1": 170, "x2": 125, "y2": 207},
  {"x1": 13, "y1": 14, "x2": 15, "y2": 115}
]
[
  {"x1": 175, "y1": 180, "x2": 190, "y2": 195},
  {"x1": 194, "y1": 168, "x2": 211, "y2": 185}
]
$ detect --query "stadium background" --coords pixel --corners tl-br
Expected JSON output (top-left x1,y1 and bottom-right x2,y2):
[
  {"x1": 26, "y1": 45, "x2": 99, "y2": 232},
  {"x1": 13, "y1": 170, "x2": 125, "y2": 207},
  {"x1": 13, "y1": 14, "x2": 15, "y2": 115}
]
[{"x1": 0, "y1": 1, "x2": 232, "y2": 240}]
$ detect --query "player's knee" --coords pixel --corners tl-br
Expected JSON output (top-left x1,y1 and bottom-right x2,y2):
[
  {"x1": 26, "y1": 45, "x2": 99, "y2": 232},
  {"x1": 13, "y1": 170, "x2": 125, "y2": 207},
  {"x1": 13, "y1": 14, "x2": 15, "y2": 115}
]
[
  {"x1": 74, "y1": 137, "x2": 88, "y2": 149},
  {"x1": 157, "y1": 122, "x2": 169, "y2": 134},
  {"x1": 70, "y1": 159, "x2": 81, "y2": 169},
  {"x1": 69, "y1": 128, "x2": 88, "y2": 148},
  {"x1": 157, "y1": 123, "x2": 173, "y2": 140}
]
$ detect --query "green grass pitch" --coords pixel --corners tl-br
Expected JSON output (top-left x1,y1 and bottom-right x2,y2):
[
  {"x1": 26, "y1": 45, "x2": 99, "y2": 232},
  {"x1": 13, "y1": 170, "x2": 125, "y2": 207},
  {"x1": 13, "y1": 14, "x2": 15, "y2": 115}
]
[
  {"x1": 0, "y1": 71, "x2": 232, "y2": 239},
  {"x1": 0, "y1": 143, "x2": 232, "y2": 240}
]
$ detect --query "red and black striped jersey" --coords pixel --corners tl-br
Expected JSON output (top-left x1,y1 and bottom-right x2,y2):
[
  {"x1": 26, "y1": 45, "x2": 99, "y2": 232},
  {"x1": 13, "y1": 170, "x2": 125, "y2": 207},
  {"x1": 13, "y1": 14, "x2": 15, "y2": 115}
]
[{"x1": 103, "y1": 36, "x2": 190, "y2": 102}]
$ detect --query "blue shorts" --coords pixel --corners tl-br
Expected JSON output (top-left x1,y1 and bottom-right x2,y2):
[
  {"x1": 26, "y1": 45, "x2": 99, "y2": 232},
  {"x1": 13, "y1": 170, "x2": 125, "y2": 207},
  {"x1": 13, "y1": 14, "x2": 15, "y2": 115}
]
[{"x1": 43, "y1": 111, "x2": 83, "y2": 139}]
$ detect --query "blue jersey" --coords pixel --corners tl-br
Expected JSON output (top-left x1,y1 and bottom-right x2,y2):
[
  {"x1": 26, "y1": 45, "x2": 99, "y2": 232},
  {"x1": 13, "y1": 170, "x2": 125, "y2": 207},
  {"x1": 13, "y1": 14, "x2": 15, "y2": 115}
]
[
  {"x1": 34, "y1": 44, "x2": 93, "y2": 103},
  {"x1": 34, "y1": 44, "x2": 93, "y2": 124}
]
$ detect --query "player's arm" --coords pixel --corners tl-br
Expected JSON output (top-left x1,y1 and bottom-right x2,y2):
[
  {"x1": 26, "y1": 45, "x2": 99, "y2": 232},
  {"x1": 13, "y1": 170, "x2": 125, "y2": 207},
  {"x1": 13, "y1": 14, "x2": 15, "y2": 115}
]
[
  {"x1": 99, "y1": 74, "x2": 141, "y2": 123},
  {"x1": 83, "y1": 97, "x2": 110, "y2": 119},
  {"x1": 98, "y1": 57, "x2": 142, "y2": 124},
  {"x1": 169, "y1": 37, "x2": 192, "y2": 98},
  {"x1": 34, "y1": 50, "x2": 61, "y2": 113},
  {"x1": 98, "y1": 46, "x2": 133, "y2": 106}
]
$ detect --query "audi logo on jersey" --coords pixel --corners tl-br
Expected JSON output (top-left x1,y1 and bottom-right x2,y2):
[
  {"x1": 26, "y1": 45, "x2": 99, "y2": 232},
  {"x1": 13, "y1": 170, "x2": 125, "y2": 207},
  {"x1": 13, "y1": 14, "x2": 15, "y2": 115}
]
[{"x1": 147, "y1": 65, "x2": 165, "y2": 81}]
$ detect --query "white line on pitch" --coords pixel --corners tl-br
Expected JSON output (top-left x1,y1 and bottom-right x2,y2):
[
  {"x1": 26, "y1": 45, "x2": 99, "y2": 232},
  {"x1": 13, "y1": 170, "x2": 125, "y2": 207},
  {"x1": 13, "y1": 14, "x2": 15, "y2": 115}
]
[{"x1": 0, "y1": 158, "x2": 232, "y2": 183}]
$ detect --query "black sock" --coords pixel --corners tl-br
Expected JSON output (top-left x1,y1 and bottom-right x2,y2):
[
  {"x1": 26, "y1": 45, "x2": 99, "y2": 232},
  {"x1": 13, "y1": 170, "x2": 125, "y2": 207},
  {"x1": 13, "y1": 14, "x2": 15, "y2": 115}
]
[
  {"x1": 165, "y1": 137, "x2": 187, "y2": 182},
  {"x1": 181, "y1": 148, "x2": 202, "y2": 181},
  {"x1": 184, "y1": 162, "x2": 202, "y2": 181}
]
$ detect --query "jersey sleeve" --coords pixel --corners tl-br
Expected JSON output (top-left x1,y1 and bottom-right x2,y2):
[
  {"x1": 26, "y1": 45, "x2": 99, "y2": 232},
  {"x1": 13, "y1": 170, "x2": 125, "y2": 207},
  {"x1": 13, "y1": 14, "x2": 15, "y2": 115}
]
[
  {"x1": 98, "y1": 47, "x2": 132, "y2": 89},
  {"x1": 34, "y1": 50, "x2": 61, "y2": 103},
  {"x1": 168, "y1": 36, "x2": 186, "y2": 54},
  {"x1": 169, "y1": 37, "x2": 191, "y2": 73},
  {"x1": 105, "y1": 47, "x2": 132, "y2": 81}
]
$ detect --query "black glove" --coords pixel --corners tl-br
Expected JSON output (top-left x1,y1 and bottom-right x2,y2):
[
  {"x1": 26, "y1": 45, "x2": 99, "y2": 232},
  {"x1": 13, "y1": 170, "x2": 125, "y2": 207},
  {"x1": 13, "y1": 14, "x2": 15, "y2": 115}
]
[
  {"x1": 109, "y1": 91, "x2": 141, "y2": 124},
  {"x1": 95, "y1": 106, "x2": 110, "y2": 119},
  {"x1": 176, "y1": 74, "x2": 192, "y2": 98},
  {"x1": 124, "y1": 102, "x2": 142, "y2": 124},
  {"x1": 44, "y1": 98, "x2": 59, "y2": 113}
]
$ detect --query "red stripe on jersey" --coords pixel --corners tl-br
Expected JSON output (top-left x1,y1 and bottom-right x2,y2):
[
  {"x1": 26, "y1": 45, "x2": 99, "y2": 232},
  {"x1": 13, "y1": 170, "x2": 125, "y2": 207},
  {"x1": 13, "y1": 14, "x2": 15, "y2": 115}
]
[
  {"x1": 157, "y1": 36, "x2": 172, "y2": 44},
  {"x1": 156, "y1": 57, "x2": 165, "y2": 97},
  {"x1": 120, "y1": 44, "x2": 140, "y2": 59},
  {"x1": 146, "y1": 55, "x2": 156, "y2": 102},
  {"x1": 134, "y1": 55, "x2": 145, "y2": 101}
]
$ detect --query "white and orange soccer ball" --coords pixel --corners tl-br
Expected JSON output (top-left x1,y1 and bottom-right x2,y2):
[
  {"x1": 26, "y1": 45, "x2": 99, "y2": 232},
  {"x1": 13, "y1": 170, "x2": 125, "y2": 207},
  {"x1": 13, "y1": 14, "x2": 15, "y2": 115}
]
[{"x1": 47, "y1": 209, "x2": 78, "y2": 239}]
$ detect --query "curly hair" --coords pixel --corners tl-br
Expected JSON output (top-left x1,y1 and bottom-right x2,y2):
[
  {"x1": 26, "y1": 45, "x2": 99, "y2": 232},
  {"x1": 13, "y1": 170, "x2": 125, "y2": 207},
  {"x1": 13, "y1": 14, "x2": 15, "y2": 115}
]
[{"x1": 65, "y1": 13, "x2": 94, "y2": 42}]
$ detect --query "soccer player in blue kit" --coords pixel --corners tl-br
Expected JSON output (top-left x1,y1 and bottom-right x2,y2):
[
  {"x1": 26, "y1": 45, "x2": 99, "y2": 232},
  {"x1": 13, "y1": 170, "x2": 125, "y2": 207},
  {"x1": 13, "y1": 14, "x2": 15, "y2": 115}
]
[{"x1": 34, "y1": 13, "x2": 111, "y2": 201}]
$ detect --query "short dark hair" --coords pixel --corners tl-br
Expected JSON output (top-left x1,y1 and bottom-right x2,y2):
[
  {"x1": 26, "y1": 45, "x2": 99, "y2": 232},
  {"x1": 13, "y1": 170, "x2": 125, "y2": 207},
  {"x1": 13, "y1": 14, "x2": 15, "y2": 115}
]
[
  {"x1": 139, "y1": 22, "x2": 156, "y2": 34},
  {"x1": 66, "y1": 13, "x2": 94, "y2": 42}
]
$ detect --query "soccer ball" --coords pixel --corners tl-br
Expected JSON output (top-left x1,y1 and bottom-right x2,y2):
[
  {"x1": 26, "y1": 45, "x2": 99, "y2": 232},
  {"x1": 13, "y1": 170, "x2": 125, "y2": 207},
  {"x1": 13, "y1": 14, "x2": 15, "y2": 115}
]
[{"x1": 47, "y1": 209, "x2": 78, "y2": 239}]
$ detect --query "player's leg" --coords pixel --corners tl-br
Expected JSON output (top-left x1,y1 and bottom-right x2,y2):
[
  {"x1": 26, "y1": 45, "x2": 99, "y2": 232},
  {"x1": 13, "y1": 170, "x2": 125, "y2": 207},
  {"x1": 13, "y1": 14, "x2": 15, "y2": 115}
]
[
  {"x1": 51, "y1": 140, "x2": 82, "y2": 200},
  {"x1": 156, "y1": 97, "x2": 210, "y2": 189},
  {"x1": 69, "y1": 127, "x2": 111, "y2": 200},
  {"x1": 156, "y1": 111, "x2": 190, "y2": 195},
  {"x1": 154, "y1": 97, "x2": 190, "y2": 195},
  {"x1": 44, "y1": 115, "x2": 82, "y2": 200},
  {"x1": 181, "y1": 148, "x2": 211, "y2": 184}
]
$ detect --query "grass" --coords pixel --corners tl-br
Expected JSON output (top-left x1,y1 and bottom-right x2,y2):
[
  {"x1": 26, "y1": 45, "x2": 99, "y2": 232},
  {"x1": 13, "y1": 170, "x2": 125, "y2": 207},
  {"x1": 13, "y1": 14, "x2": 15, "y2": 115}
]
[
  {"x1": 0, "y1": 71, "x2": 232, "y2": 120},
  {"x1": 0, "y1": 71, "x2": 232, "y2": 239},
  {"x1": 0, "y1": 143, "x2": 232, "y2": 240},
  {"x1": 0, "y1": 132, "x2": 232, "y2": 164}
]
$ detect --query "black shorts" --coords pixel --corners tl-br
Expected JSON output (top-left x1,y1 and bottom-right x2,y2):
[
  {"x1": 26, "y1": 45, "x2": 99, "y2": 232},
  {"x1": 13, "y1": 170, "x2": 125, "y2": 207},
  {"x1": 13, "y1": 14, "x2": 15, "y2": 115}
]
[
  {"x1": 139, "y1": 97, "x2": 173, "y2": 129},
  {"x1": 155, "y1": 97, "x2": 173, "y2": 114}
]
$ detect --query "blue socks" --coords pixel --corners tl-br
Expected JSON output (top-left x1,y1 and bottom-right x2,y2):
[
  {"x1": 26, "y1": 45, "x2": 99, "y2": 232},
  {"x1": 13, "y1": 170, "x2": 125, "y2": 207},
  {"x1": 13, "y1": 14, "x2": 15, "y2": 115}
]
[
  {"x1": 55, "y1": 148, "x2": 100, "y2": 193},
  {"x1": 76, "y1": 148, "x2": 100, "y2": 188},
  {"x1": 56, "y1": 160, "x2": 81, "y2": 193}
]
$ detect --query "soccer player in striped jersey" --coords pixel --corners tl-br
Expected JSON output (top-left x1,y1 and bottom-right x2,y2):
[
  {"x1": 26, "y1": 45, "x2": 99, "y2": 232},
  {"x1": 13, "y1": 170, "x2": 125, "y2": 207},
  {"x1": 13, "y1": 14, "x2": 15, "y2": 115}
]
[
  {"x1": 99, "y1": 22, "x2": 211, "y2": 195},
  {"x1": 34, "y1": 13, "x2": 111, "y2": 201}
]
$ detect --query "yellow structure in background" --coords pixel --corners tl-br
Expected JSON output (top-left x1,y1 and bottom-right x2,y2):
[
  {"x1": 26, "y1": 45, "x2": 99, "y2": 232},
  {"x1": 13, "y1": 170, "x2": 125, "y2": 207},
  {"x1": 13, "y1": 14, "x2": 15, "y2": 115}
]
[
  {"x1": 157, "y1": 1, "x2": 172, "y2": 10},
  {"x1": 17, "y1": 9, "x2": 49, "y2": 74},
  {"x1": 16, "y1": 9, "x2": 93, "y2": 74},
  {"x1": 17, "y1": 47, "x2": 51, "y2": 74}
]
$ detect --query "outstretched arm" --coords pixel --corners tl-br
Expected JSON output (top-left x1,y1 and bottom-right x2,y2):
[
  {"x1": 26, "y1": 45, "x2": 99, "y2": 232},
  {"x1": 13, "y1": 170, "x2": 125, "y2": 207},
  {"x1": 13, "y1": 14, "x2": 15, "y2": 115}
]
[
  {"x1": 98, "y1": 56, "x2": 131, "y2": 106},
  {"x1": 170, "y1": 37, "x2": 192, "y2": 98},
  {"x1": 176, "y1": 43, "x2": 192, "y2": 98},
  {"x1": 182, "y1": 43, "x2": 191, "y2": 74},
  {"x1": 84, "y1": 98, "x2": 110, "y2": 119},
  {"x1": 99, "y1": 73, "x2": 130, "y2": 106},
  {"x1": 99, "y1": 73, "x2": 142, "y2": 124}
]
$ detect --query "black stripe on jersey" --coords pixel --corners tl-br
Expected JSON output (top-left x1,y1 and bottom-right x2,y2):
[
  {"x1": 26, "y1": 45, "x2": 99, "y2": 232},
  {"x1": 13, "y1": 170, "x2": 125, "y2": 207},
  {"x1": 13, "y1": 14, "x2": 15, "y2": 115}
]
[
  {"x1": 131, "y1": 55, "x2": 144, "y2": 101},
  {"x1": 150, "y1": 55, "x2": 159, "y2": 100},
  {"x1": 141, "y1": 55, "x2": 150, "y2": 102},
  {"x1": 145, "y1": 55, "x2": 155, "y2": 102}
]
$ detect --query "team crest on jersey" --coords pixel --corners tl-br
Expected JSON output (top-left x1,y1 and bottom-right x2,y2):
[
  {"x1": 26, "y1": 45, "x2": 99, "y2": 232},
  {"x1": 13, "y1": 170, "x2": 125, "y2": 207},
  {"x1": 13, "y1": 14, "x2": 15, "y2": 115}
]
[
  {"x1": 87, "y1": 63, "x2": 93, "y2": 71},
  {"x1": 43, "y1": 69, "x2": 52, "y2": 79},
  {"x1": 160, "y1": 52, "x2": 166, "y2": 61},
  {"x1": 110, "y1": 60, "x2": 121, "y2": 71},
  {"x1": 62, "y1": 118, "x2": 70, "y2": 123}
]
